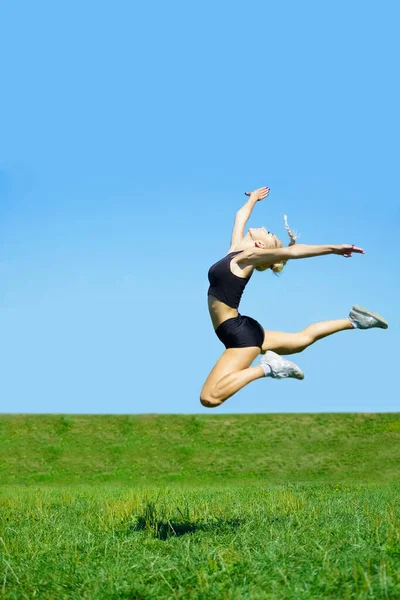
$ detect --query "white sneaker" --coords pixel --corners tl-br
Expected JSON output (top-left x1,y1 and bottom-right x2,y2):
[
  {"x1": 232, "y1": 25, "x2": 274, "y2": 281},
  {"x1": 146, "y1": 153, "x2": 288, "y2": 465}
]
[
  {"x1": 349, "y1": 305, "x2": 388, "y2": 330},
  {"x1": 260, "y1": 351, "x2": 304, "y2": 380}
]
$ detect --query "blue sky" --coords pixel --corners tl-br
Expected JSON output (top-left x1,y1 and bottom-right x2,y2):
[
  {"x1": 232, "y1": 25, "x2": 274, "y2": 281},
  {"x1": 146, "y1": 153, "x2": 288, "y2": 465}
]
[{"x1": 1, "y1": 0, "x2": 398, "y2": 413}]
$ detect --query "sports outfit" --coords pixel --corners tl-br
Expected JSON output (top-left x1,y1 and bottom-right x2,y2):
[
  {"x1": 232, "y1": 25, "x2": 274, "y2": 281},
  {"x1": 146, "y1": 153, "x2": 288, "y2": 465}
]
[{"x1": 207, "y1": 251, "x2": 265, "y2": 349}]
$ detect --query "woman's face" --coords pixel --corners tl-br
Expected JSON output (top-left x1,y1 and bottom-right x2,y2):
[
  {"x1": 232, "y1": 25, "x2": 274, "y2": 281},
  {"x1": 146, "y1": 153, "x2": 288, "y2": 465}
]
[{"x1": 249, "y1": 227, "x2": 281, "y2": 249}]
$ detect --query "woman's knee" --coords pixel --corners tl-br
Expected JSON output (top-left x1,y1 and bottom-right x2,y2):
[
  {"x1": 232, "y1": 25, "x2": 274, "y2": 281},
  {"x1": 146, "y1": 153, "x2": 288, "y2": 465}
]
[
  {"x1": 286, "y1": 337, "x2": 310, "y2": 355},
  {"x1": 200, "y1": 394, "x2": 222, "y2": 409},
  {"x1": 296, "y1": 331, "x2": 313, "y2": 350}
]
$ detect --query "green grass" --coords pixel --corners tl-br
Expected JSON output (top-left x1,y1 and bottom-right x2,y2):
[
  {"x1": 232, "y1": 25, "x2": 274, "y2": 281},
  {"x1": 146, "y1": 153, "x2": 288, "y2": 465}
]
[
  {"x1": 1, "y1": 414, "x2": 400, "y2": 598},
  {"x1": 1, "y1": 413, "x2": 400, "y2": 484},
  {"x1": 1, "y1": 483, "x2": 400, "y2": 599}
]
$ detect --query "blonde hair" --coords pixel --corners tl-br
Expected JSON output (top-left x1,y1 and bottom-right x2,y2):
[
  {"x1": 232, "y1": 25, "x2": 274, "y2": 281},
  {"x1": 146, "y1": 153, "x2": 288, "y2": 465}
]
[{"x1": 256, "y1": 214, "x2": 299, "y2": 275}]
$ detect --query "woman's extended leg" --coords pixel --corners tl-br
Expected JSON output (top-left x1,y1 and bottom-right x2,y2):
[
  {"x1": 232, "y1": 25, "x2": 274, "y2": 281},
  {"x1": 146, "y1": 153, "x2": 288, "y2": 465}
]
[
  {"x1": 261, "y1": 318, "x2": 353, "y2": 355},
  {"x1": 200, "y1": 347, "x2": 263, "y2": 408}
]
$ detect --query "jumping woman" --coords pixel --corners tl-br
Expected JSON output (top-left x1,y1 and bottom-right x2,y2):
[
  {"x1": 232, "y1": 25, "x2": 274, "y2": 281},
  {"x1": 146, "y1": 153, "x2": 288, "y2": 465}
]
[{"x1": 200, "y1": 186, "x2": 388, "y2": 408}]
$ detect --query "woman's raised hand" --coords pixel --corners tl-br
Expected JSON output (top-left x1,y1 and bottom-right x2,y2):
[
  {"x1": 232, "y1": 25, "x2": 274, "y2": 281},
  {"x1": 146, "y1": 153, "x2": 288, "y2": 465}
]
[
  {"x1": 244, "y1": 187, "x2": 270, "y2": 202},
  {"x1": 333, "y1": 244, "x2": 365, "y2": 258}
]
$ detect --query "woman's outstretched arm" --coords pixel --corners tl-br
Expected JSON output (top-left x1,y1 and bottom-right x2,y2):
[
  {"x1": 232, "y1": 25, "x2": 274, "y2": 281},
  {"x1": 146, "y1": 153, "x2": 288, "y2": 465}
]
[
  {"x1": 230, "y1": 187, "x2": 269, "y2": 248},
  {"x1": 243, "y1": 243, "x2": 365, "y2": 268},
  {"x1": 289, "y1": 243, "x2": 365, "y2": 259}
]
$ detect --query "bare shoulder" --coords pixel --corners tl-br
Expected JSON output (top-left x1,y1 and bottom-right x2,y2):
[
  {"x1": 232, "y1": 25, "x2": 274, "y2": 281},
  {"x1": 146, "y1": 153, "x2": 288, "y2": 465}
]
[
  {"x1": 231, "y1": 248, "x2": 255, "y2": 264},
  {"x1": 225, "y1": 246, "x2": 251, "y2": 257}
]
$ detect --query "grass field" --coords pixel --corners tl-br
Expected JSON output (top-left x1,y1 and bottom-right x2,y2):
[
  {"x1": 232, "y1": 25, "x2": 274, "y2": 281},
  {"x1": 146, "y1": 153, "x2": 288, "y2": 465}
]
[
  {"x1": 1, "y1": 413, "x2": 400, "y2": 484},
  {"x1": 1, "y1": 414, "x2": 400, "y2": 599}
]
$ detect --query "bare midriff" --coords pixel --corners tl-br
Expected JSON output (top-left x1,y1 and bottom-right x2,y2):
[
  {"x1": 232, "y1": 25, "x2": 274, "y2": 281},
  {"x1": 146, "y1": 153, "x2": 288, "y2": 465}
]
[{"x1": 208, "y1": 294, "x2": 238, "y2": 330}]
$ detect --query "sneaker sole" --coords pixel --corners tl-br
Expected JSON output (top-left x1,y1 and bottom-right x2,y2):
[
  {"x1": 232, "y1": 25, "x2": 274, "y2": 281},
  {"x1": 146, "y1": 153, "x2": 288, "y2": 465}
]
[
  {"x1": 268, "y1": 368, "x2": 305, "y2": 380},
  {"x1": 352, "y1": 305, "x2": 388, "y2": 329},
  {"x1": 287, "y1": 363, "x2": 305, "y2": 380}
]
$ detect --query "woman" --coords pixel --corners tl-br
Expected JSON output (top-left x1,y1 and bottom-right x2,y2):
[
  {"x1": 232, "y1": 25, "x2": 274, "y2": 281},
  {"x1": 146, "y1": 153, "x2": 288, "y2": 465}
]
[{"x1": 200, "y1": 186, "x2": 388, "y2": 408}]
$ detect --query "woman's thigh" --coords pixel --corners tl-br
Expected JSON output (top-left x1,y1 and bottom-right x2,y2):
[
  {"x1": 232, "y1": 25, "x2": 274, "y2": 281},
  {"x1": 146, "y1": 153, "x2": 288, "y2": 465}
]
[
  {"x1": 261, "y1": 330, "x2": 306, "y2": 355},
  {"x1": 201, "y1": 346, "x2": 261, "y2": 399}
]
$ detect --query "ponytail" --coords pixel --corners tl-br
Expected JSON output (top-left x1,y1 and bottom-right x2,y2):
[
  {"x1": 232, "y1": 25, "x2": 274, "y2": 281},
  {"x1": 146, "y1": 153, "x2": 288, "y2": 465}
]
[
  {"x1": 283, "y1": 214, "x2": 298, "y2": 246},
  {"x1": 270, "y1": 215, "x2": 300, "y2": 275}
]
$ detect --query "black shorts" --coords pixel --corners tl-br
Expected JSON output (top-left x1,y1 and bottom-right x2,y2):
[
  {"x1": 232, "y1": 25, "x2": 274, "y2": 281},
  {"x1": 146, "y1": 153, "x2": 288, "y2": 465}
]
[{"x1": 215, "y1": 314, "x2": 265, "y2": 349}]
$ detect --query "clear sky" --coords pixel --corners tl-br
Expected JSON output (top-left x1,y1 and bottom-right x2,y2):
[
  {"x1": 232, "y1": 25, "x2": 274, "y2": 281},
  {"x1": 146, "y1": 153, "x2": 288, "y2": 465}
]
[{"x1": 1, "y1": 1, "x2": 399, "y2": 414}]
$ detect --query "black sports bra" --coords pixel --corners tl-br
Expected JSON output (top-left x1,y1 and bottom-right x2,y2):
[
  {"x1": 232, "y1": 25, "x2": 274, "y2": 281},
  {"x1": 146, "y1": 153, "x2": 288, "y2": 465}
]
[{"x1": 207, "y1": 251, "x2": 252, "y2": 309}]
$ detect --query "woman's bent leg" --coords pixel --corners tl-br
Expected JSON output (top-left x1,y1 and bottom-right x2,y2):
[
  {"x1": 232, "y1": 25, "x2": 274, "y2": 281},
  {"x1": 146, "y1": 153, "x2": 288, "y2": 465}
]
[
  {"x1": 200, "y1": 347, "x2": 263, "y2": 408},
  {"x1": 261, "y1": 318, "x2": 353, "y2": 355}
]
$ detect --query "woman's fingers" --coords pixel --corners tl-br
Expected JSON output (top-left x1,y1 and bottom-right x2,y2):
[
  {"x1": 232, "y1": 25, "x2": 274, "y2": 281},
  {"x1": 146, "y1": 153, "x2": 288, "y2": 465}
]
[
  {"x1": 342, "y1": 245, "x2": 365, "y2": 257},
  {"x1": 244, "y1": 186, "x2": 270, "y2": 199},
  {"x1": 335, "y1": 244, "x2": 365, "y2": 257}
]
